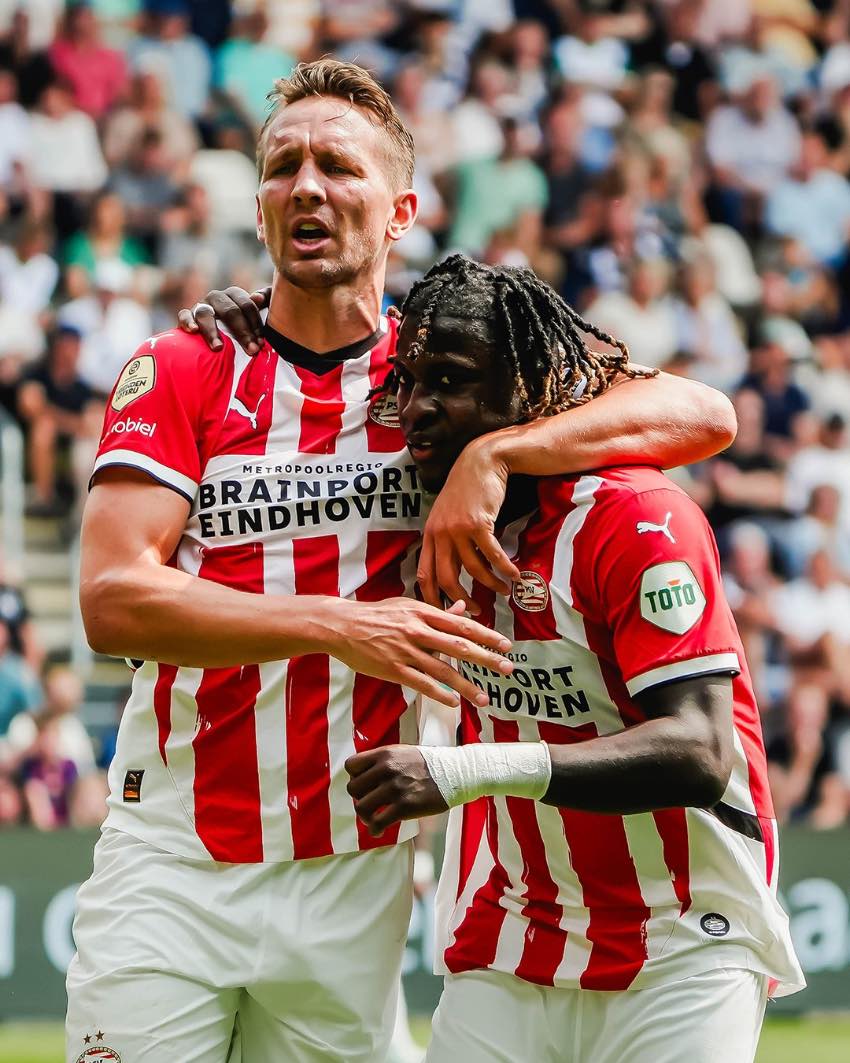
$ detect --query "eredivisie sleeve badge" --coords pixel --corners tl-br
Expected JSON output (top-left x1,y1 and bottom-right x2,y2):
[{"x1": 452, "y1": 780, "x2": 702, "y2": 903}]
[{"x1": 112, "y1": 355, "x2": 156, "y2": 411}]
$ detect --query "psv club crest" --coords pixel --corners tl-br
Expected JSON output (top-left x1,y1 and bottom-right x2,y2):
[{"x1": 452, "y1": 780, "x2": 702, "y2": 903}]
[
  {"x1": 75, "y1": 1032, "x2": 121, "y2": 1063},
  {"x1": 511, "y1": 571, "x2": 550, "y2": 612},
  {"x1": 369, "y1": 392, "x2": 400, "y2": 428}
]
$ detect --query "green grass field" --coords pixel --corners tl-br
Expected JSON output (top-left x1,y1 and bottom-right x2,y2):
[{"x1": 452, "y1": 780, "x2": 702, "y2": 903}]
[{"x1": 3, "y1": 1017, "x2": 849, "y2": 1063}]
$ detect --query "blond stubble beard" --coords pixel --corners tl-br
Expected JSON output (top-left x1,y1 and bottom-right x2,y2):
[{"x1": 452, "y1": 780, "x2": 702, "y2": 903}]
[{"x1": 274, "y1": 228, "x2": 383, "y2": 292}]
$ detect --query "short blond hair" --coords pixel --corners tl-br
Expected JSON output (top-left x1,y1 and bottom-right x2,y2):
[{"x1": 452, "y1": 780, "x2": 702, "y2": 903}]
[{"x1": 256, "y1": 59, "x2": 415, "y2": 191}]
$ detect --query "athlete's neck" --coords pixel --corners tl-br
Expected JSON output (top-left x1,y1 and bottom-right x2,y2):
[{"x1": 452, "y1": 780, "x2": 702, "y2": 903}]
[{"x1": 266, "y1": 273, "x2": 384, "y2": 353}]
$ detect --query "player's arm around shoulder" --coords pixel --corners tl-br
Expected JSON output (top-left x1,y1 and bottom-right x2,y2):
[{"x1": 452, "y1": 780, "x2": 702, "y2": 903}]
[{"x1": 417, "y1": 372, "x2": 736, "y2": 609}]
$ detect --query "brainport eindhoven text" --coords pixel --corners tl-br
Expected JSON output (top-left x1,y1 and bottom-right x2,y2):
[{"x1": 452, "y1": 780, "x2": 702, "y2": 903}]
[{"x1": 194, "y1": 464, "x2": 422, "y2": 537}]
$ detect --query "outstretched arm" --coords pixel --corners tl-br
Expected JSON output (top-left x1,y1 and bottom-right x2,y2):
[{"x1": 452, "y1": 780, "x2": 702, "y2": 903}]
[
  {"x1": 346, "y1": 675, "x2": 734, "y2": 835},
  {"x1": 81, "y1": 468, "x2": 514, "y2": 707},
  {"x1": 418, "y1": 371, "x2": 736, "y2": 607}
]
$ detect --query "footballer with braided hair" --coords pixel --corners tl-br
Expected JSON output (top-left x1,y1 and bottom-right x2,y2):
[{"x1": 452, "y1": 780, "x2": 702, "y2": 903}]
[
  {"x1": 393, "y1": 252, "x2": 655, "y2": 421},
  {"x1": 348, "y1": 256, "x2": 803, "y2": 1062}
]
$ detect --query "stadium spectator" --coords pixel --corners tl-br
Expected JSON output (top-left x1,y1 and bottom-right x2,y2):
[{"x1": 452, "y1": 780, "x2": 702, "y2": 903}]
[
  {"x1": 215, "y1": 6, "x2": 295, "y2": 129},
  {"x1": 106, "y1": 128, "x2": 181, "y2": 253},
  {"x1": 722, "y1": 522, "x2": 784, "y2": 704},
  {"x1": 5, "y1": 664, "x2": 95, "y2": 775},
  {"x1": 0, "y1": 216, "x2": 58, "y2": 363},
  {"x1": 703, "y1": 388, "x2": 787, "y2": 538},
  {"x1": 392, "y1": 57, "x2": 457, "y2": 181},
  {"x1": 449, "y1": 57, "x2": 512, "y2": 165},
  {"x1": 704, "y1": 69, "x2": 801, "y2": 231},
  {"x1": 0, "y1": 68, "x2": 31, "y2": 194},
  {"x1": 59, "y1": 258, "x2": 151, "y2": 396},
  {"x1": 765, "y1": 126, "x2": 850, "y2": 269},
  {"x1": 16, "y1": 323, "x2": 102, "y2": 515},
  {"x1": 0, "y1": 7, "x2": 55, "y2": 109},
  {"x1": 158, "y1": 181, "x2": 250, "y2": 289},
  {"x1": 771, "y1": 547, "x2": 850, "y2": 707},
  {"x1": 585, "y1": 256, "x2": 679, "y2": 368},
  {"x1": 447, "y1": 116, "x2": 548, "y2": 258},
  {"x1": 785, "y1": 411, "x2": 850, "y2": 529},
  {"x1": 47, "y1": 1, "x2": 128, "y2": 119},
  {"x1": 767, "y1": 681, "x2": 849, "y2": 827},
  {"x1": 102, "y1": 68, "x2": 199, "y2": 178},
  {"x1": 0, "y1": 548, "x2": 44, "y2": 673},
  {"x1": 19, "y1": 713, "x2": 78, "y2": 829},
  {"x1": 318, "y1": 0, "x2": 400, "y2": 82},
  {"x1": 62, "y1": 190, "x2": 149, "y2": 298},
  {"x1": 0, "y1": 618, "x2": 41, "y2": 746},
  {"x1": 28, "y1": 80, "x2": 108, "y2": 240},
  {"x1": 672, "y1": 249, "x2": 749, "y2": 391},
  {"x1": 740, "y1": 334, "x2": 812, "y2": 452},
  {"x1": 128, "y1": 0, "x2": 212, "y2": 122}
]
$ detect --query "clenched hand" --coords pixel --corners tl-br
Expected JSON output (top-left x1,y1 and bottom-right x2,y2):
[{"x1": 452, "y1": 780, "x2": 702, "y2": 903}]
[{"x1": 346, "y1": 745, "x2": 447, "y2": 836}]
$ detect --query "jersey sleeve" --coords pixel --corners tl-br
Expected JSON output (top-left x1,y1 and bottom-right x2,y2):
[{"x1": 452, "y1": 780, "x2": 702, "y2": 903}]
[
  {"x1": 583, "y1": 485, "x2": 741, "y2": 697},
  {"x1": 91, "y1": 331, "x2": 225, "y2": 502}
]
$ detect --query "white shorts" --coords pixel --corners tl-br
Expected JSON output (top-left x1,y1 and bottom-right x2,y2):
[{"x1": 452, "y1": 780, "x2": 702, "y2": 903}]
[
  {"x1": 66, "y1": 828, "x2": 414, "y2": 1063},
  {"x1": 427, "y1": 967, "x2": 768, "y2": 1063}
]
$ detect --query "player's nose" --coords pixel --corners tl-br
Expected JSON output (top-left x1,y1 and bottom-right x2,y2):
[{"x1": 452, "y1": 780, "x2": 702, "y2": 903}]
[
  {"x1": 291, "y1": 161, "x2": 327, "y2": 204},
  {"x1": 400, "y1": 384, "x2": 440, "y2": 432}
]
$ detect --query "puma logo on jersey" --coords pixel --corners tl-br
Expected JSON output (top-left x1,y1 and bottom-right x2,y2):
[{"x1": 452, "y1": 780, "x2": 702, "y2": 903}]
[
  {"x1": 636, "y1": 512, "x2": 675, "y2": 543},
  {"x1": 230, "y1": 393, "x2": 266, "y2": 430}
]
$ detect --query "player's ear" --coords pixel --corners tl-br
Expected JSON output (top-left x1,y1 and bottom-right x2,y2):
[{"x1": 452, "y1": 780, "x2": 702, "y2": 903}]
[
  {"x1": 387, "y1": 189, "x2": 417, "y2": 243},
  {"x1": 256, "y1": 193, "x2": 265, "y2": 245}
]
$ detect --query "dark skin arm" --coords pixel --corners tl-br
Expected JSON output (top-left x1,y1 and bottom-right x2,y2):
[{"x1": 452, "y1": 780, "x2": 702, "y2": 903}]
[{"x1": 346, "y1": 675, "x2": 734, "y2": 835}]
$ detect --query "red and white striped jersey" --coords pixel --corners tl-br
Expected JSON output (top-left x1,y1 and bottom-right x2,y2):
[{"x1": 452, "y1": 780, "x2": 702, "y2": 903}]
[
  {"x1": 92, "y1": 319, "x2": 426, "y2": 862},
  {"x1": 435, "y1": 469, "x2": 804, "y2": 996}
]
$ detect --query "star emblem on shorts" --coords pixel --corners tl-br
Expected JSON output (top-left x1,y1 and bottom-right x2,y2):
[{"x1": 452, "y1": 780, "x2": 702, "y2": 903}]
[
  {"x1": 96, "y1": 1031, "x2": 105, "y2": 1041},
  {"x1": 84, "y1": 1035, "x2": 92, "y2": 1044}
]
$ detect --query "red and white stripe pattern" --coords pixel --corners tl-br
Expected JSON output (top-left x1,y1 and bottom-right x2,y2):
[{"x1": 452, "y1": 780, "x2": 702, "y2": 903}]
[
  {"x1": 97, "y1": 323, "x2": 424, "y2": 863},
  {"x1": 434, "y1": 469, "x2": 803, "y2": 996}
]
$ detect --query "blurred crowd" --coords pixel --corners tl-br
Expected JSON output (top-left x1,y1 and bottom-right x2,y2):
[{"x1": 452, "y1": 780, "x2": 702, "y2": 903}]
[{"x1": 1, "y1": 0, "x2": 850, "y2": 828}]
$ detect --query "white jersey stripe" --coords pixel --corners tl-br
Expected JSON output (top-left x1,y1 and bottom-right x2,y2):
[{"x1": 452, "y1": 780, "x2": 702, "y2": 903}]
[
  {"x1": 476, "y1": 714, "x2": 530, "y2": 976},
  {"x1": 627, "y1": 652, "x2": 741, "y2": 696},
  {"x1": 326, "y1": 659, "x2": 360, "y2": 853},
  {"x1": 91, "y1": 450, "x2": 197, "y2": 500},
  {"x1": 550, "y1": 476, "x2": 603, "y2": 648}
]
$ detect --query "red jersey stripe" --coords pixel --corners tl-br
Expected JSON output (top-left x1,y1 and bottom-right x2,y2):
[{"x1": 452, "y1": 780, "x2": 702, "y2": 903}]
[
  {"x1": 352, "y1": 529, "x2": 419, "y2": 848},
  {"x1": 652, "y1": 808, "x2": 692, "y2": 914},
  {"x1": 294, "y1": 364, "x2": 345, "y2": 455},
  {"x1": 193, "y1": 542, "x2": 264, "y2": 862},
  {"x1": 560, "y1": 807, "x2": 650, "y2": 990},
  {"x1": 497, "y1": 728, "x2": 566, "y2": 987},
  {"x1": 457, "y1": 710, "x2": 486, "y2": 900},
  {"x1": 508, "y1": 485, "x2": 568, "y2": 642},
  {"x1": 444, "y1": 796, "x2": 511, "y2": 974},
  {"x1": 286, "y1": 534, "x2": 338, "y2": 859},
  {"x1": 153, "y1": 663, "x2": 178, "y2": 765},
  {"x1": 213, "y1": 346, "x2": 276, "y2": 458},
  {"x1": 365, "y1": 320, "x2": 402, "y2": 453},
  {"x1": 760, "y1": 815, "x2": 776, "y2": 887}
]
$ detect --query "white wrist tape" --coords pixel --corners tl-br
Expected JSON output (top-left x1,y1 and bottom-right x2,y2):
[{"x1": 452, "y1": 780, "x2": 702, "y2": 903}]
[{"x1": 419, "y1": 742, "x2": 552, "y2": 808}]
